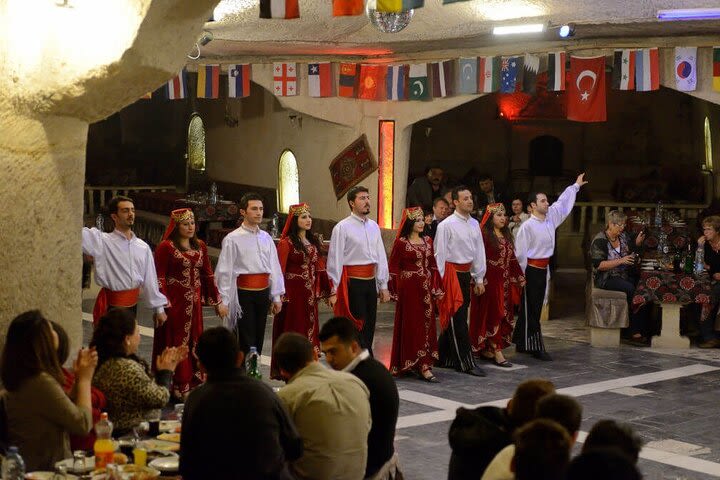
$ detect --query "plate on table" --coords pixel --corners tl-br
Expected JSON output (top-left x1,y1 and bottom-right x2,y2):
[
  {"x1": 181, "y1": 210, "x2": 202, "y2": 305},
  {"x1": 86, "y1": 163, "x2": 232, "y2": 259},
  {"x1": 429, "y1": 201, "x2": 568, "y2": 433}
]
[
  {"x1": 55, "y1": 457, "x2": 96, "y2": 474},
  {"x1": 143, "y1": 438, "x2": 180, "y2": 452},
  {"x1": 156, "y1": 432, "x2": 180, "y2": 443},
  {"x1": 27, "y1": 473, "x2": 79, "y2": 480},
  {"x1": 148, "y1": 456, "x2": 179, "y2": 473},
  {"x1": 159, "y1": 420, "x2": 180, "y2": 433},
  {"x1": 91, "y1": 464, "x2": 160, "y2": 480}
]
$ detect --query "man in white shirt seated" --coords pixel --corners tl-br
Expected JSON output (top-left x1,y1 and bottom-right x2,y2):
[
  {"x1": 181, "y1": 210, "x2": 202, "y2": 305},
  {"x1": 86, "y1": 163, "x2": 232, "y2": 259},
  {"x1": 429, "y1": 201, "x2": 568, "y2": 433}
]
[
  {"x1": 215, "y1": 192, "x2": 284, "y2": 354},
  {"x1": 82, "y1": 196, "x2": 167, "y2": 326}
]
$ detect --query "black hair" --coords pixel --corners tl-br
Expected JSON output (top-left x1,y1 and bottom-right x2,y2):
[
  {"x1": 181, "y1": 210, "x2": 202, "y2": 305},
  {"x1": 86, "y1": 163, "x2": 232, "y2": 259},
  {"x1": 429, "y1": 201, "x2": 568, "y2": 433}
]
[
  {"x1": 535, "y1": 394, "x2": 583, "y2": 436},
  {"x1": 451, "y1": 185, "x2": 471, "y2": 202},
  {"x1": 514, "y1": 419, "x2": 571, "y2": 480},
  {"x1": 51, "y1": 321, "x2": 70, "y2": 366},
  {"x1": 196, "y1": 327, "x2": 245, "y2": 376},
  {"x1": 90, "y1": 309, "x2": 150, "y2": 374},
  {"x1": 566, "y1": 448, "x2": 641, "y2": 480},
  {"x1": 582, "y1": 420, "x2": 643, "y2": 463},
  {"x1": 273, "y1": 333, "x2": 314, "y2": 376},
  {"x1": 287, "y1": 213, "x2": 321, "y2": 254},
  {"x1": 239, "y1": 192, "x2": 264, "y2": 211},
  {"x1": 528, "y1": 191, "x2": 546, "y2": 206},
  {"x1": 318, "y1": 316, "x2": 360, "y2": 344},
  {"x1": 108, "y1": 196, "x2": 134, "y2": 215},
  {"x1": 398, "y1": 214, "x2": 425, "y2": 239},
  {"x1": 433, "y1": 197, "x2": 449, "y2": 208},
  {"x1": 346, "y1": 186, "x2": 369, "y2": 208},
  {"x1": 478, "y1": 173, "x2": 493, "y2": 182}
]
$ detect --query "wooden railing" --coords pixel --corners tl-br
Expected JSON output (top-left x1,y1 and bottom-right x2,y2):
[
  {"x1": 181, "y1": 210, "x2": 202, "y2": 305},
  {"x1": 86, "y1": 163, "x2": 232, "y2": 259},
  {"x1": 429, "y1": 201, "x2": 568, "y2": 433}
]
[
  {"x1": 564, "y1": 201, "x2": 709, "y2": 235},
  {"x1": 84, "y1": 185, "x2": 177, "y2": 216}
]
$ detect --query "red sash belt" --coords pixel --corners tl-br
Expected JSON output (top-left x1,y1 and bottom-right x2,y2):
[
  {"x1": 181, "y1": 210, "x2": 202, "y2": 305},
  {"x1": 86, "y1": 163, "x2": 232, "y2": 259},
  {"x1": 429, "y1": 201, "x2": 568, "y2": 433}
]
[
  {"x1": 92, "y1": 288, "x2": 140, "y2": 326},
  {"x1": 528, "y1": 258, "x2": 550, "y2": 269},
  {"x1": 448, "y1": 262, "x2": 472, "y2": 273},
  {"x1": 334, "y1": 265, "x2": 375, "y2": 331},
  {"x1": 438, "y1": 262, "x2": 467, "y2": 331},
  {"x1": 346, "y1": 264, "x2": 376, "y2": 279},
  {"x1": 237, "y1": 273, "x2": 270, "y2": 290}
]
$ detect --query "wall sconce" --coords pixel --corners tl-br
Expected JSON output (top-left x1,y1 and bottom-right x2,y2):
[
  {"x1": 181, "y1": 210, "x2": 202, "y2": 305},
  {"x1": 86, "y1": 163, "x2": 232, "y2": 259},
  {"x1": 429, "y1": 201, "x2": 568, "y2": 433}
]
[{"x1": 289, "y1": 112, "x2": 303, "y2": 129}]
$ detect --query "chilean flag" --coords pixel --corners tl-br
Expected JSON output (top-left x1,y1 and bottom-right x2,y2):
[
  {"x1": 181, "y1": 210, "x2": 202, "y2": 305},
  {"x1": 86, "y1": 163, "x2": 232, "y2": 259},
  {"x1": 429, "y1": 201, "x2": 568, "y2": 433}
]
[
  {"x1": 308, "y1": 63, "x2": 333, "y2": 97},
  {"x1": 635, "y1": 48, "x2": 659, "y2": 92}
]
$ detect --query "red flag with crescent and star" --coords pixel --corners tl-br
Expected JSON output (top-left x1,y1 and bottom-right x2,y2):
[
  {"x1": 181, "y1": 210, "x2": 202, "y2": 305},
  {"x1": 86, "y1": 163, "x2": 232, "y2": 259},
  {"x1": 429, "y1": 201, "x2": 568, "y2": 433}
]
[{"x1": 567, "y1": 55, "x2": 606, "y2": 122}]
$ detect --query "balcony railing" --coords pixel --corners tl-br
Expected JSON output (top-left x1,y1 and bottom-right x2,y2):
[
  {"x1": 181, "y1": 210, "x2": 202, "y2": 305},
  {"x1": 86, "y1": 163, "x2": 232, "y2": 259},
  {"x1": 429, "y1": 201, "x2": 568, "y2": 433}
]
[{"x1": 84, "y1": 185, "x2": 177, "y2": 216}]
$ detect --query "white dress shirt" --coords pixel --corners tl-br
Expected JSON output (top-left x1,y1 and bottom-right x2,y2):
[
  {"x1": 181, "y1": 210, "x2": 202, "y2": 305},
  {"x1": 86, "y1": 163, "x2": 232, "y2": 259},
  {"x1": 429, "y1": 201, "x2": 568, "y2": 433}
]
[
  {"x1": 515, "y1": 183, "x2": 580, "y2": 272},
  {"x1": 326, "y1": 214, "x2": 390, "y2": 292},
  {"x1": 81, "y1": 228, "x2": 167, "y2": 313},
  {"x1": 215, "y1": 225, "x2": 285, "y2": 328},
  {"x1": 434, "y1": 211, "x2": 486, "y2": 283}
]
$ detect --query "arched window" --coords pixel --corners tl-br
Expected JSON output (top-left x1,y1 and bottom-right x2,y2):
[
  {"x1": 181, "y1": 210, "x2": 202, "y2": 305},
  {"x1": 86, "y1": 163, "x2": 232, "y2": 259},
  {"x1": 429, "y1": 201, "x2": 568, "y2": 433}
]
[
  {"x1": 187, "y1": 113, "x2": 206, "y2": 172},
  {"x1": 278, "y1": 150, "x2": 299, "y2": 213},
  {"x1": 705, "y1": 117, "x2": 713, "y2": 171}
]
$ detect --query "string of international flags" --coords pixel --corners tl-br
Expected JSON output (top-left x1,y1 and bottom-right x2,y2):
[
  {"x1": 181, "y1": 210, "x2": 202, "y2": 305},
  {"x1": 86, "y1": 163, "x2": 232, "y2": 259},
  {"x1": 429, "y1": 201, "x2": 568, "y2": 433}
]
[{"x1": 145, "y1": 47, "x2": 720, "y2": 123}]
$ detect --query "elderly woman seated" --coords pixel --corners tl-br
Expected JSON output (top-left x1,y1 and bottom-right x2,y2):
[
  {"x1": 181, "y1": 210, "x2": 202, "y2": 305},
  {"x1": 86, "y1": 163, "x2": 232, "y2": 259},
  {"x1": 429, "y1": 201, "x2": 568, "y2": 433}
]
[
  {"x1": 696, "y1": 215, "x2": 720, "y2": 348},
  {"x1": 590, "y1": 210, "x2": 648, "y2": 345}
]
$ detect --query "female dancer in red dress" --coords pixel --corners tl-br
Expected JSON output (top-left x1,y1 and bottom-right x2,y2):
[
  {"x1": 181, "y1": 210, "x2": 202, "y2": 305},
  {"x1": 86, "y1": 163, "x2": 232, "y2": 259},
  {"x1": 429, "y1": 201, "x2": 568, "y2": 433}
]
[
  {"x1": 469, "y1": 203, "x2": 525, "y2": 367},
  {"x1": 154, "y1": 208, "x2": 226, "y2": 398},
  {"x1": 270, "y1": 203, "x2": 333, "y2": 379},
  {"x1": 388, "y1": 207, "x2": 443, "y2": 382}
]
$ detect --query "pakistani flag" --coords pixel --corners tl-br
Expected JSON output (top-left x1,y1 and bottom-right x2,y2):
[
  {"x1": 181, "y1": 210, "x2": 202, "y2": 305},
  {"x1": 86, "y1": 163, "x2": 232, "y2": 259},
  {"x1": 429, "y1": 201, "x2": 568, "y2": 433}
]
[
  {"x1": 409, "y1": 64, "x2": 429, "y2": 100},
  {"x1": 458, "y1": 58, "x2": 478, "y2": 94}
]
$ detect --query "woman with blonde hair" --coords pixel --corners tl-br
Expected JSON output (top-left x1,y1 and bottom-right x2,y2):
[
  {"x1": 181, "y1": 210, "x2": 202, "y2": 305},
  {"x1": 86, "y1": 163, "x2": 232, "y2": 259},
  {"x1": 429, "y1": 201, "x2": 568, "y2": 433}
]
[{"x1": 697, "y1": 215, "x2": 720, "y2": 347}]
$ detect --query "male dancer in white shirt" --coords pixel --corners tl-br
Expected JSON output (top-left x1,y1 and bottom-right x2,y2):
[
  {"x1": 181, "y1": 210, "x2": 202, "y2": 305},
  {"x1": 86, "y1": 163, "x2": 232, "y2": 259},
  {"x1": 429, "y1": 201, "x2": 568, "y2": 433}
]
[
  {"x1": 435, "y1": 186, "x2": 487, "y2": 376},
  {"x1": 215, "y1": 193, "x2": 285, "y2": 355},
  {"x1": 513, "y1": 173, "x2": 588, "y2": 361},
  {"x1": 327, "y1": 186, "x2": 390, "y2": 356},
  {"x1": 82, "y1": 196, "x2": 167, "y2": 326}
]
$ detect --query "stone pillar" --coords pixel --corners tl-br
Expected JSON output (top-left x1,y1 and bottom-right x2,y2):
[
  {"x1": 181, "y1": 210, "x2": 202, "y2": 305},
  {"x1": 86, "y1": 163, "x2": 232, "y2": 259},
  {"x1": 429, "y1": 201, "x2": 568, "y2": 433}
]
[{"x1": 0, "y1": 114, "x2": 88, "y2": 348}]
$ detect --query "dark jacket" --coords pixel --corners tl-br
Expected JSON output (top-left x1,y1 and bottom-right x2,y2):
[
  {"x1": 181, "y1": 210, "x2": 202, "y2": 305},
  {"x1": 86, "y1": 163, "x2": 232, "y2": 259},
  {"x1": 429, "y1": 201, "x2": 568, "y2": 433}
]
[
  {"x1": 180, "y1": 369, "x2": 302, "y2": 480},
  {"x1": 407, "y1": 176, "x2": 444, "y2": 211},
  {"x1": 350, "y1": 357, "x2": 400, "y2": 478},
  {"x1": 590, "y1": 230, "x2": 643, "y2": 288},
  {"x1": 474, "y1": 186, "x2": 512, "y2": 217},
  {"x1": 447, "y1": 406, "x2": 514, "y2": 480}
]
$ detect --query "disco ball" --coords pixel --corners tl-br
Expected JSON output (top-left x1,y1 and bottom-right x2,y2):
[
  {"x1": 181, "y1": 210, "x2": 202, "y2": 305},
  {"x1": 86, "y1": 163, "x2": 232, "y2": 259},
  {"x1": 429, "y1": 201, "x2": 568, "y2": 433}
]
[{"x1": 367, "y1": 9, "x2": 414, "y2": 33}]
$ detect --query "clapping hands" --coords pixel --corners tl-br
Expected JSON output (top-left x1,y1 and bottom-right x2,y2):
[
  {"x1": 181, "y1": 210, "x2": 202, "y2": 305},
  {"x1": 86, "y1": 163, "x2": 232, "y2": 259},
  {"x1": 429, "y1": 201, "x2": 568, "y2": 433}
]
[
  {"x1": 74, "y1": 347, "x2": 98, "y2": 381},
  {"x1": 156, "y1": 345, "x2": 189, "y2": 372}
]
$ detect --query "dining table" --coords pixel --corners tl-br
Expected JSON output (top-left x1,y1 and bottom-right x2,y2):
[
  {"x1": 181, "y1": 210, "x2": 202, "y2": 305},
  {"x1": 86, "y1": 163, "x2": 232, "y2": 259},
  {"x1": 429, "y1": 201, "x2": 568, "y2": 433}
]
[{"x1": 633, "y1": 267, "x2": 713, "y2": 348}]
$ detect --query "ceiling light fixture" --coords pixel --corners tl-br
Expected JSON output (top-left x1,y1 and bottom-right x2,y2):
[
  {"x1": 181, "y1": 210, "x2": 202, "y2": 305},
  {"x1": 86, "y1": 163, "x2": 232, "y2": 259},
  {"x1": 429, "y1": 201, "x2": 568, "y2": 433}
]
[
  {"x1": 657, "y1": 8, "x2": 720, "y2": 21},
  {"x1": 366, "y1": 0, "x2": 414, "y2": 34},
  {"x1": 558, "y1": 24, "x2": 575, "y2": 38},
  {"x1": 492, "y1": 23, "x2": 545, "y2": 35}
]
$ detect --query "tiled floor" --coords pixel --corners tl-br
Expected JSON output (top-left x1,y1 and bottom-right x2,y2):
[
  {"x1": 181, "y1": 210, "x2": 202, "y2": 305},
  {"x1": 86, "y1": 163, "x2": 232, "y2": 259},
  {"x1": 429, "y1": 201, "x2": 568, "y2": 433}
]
[{"x1": 82, "y1": 271, "x2": 720, "y2": 479}]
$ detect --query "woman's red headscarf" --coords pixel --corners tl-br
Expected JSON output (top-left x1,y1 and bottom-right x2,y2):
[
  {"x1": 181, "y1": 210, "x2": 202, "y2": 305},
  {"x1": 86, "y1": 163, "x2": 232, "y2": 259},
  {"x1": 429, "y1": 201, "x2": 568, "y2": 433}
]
[
  {"x1": 396, "y1": 207, "x2": 425, "y2": 239},
  {"x1": 480, "y1": 203, "x2": 506, "y2": 229},
  {"x1": 162, "y1": 208, "x2": 194, "y2": 241},
  {"x1": 280, "y1": 203, "x2": 311, "y2": 238}
]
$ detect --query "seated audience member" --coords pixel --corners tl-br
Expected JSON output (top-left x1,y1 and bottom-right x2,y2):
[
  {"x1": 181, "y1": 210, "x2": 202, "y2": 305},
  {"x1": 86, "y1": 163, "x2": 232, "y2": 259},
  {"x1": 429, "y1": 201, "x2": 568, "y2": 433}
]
[
  {"x1": 448, "y1": 379, "x2": 555, "y2": 480},
  {"x1": 697, "y1": 215, "x2": 720, "y2": 347},
  {"x1": 512, "y1": 419, "x2": 571, "y2": 480},
  {"x1": 91, "y1": 309, "x2": 187, "y2": 434},
  {"x1": 582, "y1": 419, "x2": 643, "y2": 464},
  {"x1": 1, "y1": 310, "x2": 97, "y2": 471},
  {"x1": 425, "y1": 197, "x2": 450, "y2": 240},
  {"x1": 508, "y1": 198, "x2": 529, "y2": 238},
  {"x1": 274, "y1": 333, "x2": 371, "y2": 480},
  {"x1": 406, "y1": 166, "x2": 446, "y2": 211},
  {"x1": 443, "y1": 189, "x2": 455, "y2": 214},
  {"x1": 51, "y1": 321, "x2": 107, "y2": 452},
  {"x1": 566, "y1": 448, "x2": 641, "y2": 480},
  {"x1": 475, "y1": 173, "x2": 511, "y2": 217},
  {"x1": 590, "y1": 210, "x2": 649, "y2": 345},
  {"x1": 482, "y1": 393, "x2": 581, "y2": 480},
  {"x1": 319, "y1": 317, "x2": 400, "y2": 480},
  {"x1": 180, "y1": 327, "x2": 302, "y2": 480}
]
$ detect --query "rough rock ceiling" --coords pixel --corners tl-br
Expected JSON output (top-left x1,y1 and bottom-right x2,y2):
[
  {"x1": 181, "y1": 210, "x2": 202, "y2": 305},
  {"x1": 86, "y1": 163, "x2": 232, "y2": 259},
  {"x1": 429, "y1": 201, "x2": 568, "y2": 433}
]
[{"x1": 199, "y1": 0, "x2": 720, "y2": 61}]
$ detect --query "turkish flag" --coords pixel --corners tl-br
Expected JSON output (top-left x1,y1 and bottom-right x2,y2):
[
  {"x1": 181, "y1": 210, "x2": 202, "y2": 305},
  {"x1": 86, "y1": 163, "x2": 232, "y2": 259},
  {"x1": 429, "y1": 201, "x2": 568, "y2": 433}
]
[{"x1": 567, "y1": 56, "x2": 606, "y2": 122}]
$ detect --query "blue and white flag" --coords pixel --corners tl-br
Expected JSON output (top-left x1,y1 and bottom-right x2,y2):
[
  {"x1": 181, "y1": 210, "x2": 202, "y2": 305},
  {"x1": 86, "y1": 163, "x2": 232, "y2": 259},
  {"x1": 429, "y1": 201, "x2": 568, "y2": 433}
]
[
  {"x1": 500, "y1": 56, "x2": 522, "y2": 93},
  {"x1": 458, "y1": 58, "x2": 478, "y2": 94},
  {"x1": 674, "y1": 47, "x2": 697, "y2": 92}
]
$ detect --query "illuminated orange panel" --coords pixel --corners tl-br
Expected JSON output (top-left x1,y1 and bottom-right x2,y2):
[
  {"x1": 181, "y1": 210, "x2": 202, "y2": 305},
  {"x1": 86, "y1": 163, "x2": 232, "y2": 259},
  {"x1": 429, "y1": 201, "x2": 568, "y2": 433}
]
[{"x1": 377, "y1": 120, "x2": 395, "y2": 229}]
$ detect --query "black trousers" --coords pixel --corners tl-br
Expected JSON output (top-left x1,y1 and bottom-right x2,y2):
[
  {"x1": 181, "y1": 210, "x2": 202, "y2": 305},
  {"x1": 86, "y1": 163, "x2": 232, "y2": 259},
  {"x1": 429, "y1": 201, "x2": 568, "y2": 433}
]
[
  {"x1": 237, "y1": 288, "x2": 272, "y2": 355},
  {"x1": 108, "y1": 304, "x2": 138, "y2": 318},
  {"x1": 438, "y1": 272, "x2": 475, "y2": 371},
  {"x1": 348, "y1": 278, "x2": 378, "y2": 356},
  {"x1": 513, "y1": 266, "x2": 547, "y2": 353}
]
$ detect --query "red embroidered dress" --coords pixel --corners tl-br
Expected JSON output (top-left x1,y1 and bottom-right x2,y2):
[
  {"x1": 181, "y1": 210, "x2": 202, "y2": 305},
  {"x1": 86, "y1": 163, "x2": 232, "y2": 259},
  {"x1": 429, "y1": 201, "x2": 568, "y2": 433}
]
[
  {"x1": 270, "y1": 237, "x2": 332, "y2": 378},
  {"x1": 153, "y1": 240, "x2": 220, "y2": 397},
  {"x1": 469, "y1": 235, "x2": 525, "y2": 354},
  {"x1": 388, "y1": 236, "x2": 442, "y2": 375}
]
